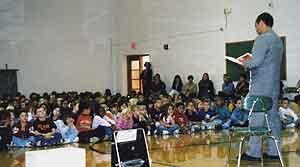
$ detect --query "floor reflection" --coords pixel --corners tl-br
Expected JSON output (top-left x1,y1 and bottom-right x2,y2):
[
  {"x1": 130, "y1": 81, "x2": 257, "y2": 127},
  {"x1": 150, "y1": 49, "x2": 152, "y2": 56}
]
[{"x1": 0, "y1": 129, "x2": 299, "y2": 167}]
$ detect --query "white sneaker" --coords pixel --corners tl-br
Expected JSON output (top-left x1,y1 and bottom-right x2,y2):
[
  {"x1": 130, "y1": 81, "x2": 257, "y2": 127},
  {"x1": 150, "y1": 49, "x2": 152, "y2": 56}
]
[
  {"x1": 90, "y1": 137, "x2": 99, "y2": 143},
  {"x1": 162, "y1": 130, "x2": 169, "y2": 135},
  {"x1": 286, "y1": 123, "x2": 296, "y2": 128}
]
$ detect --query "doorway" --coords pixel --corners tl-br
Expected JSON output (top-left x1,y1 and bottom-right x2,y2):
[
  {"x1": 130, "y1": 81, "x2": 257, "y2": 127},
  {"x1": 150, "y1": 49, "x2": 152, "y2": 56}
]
[{"x1": 127, "y1": 55, "x2": 150, "y2": 94}]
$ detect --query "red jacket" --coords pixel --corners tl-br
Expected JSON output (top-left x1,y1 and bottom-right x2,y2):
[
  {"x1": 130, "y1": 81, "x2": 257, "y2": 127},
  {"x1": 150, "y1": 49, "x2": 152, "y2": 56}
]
[
  {"x1": 174, "y1": 110, "x2": 188, "y2": 127},
  {"x1": 76, "y1": 114, "x2": 92, "y2": 132}
]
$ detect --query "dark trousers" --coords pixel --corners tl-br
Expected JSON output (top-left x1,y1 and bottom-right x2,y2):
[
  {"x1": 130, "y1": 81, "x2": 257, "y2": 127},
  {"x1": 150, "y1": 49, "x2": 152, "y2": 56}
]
[{"x1": 78, "y1": 126, "x2": 105, "y2": 143}]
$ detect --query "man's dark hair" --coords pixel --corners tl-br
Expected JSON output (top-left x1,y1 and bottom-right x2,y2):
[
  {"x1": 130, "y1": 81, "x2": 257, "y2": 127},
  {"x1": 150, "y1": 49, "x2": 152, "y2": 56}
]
[{"x1": 256, "y1": 12, "x2": 274, "y2": 27}]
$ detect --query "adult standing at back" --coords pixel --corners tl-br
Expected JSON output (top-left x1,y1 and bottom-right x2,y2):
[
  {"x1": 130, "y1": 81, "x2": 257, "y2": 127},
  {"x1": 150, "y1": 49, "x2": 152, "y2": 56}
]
[
  {"x1": 198, "y1": 73, "x2": 215, "y2": 100},
  {"x1": 239, "y1": 12, "x2": 283, "y2": 161},
  {"x1": 140, "y1": 62, "x2": 153, "y2": 98}
]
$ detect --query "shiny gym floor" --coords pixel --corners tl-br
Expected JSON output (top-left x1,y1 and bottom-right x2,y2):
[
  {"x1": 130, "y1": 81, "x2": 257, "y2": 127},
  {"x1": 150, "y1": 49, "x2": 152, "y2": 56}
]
[{"x1": 1, "y1": 129, "x2": 299, "y2": 167}]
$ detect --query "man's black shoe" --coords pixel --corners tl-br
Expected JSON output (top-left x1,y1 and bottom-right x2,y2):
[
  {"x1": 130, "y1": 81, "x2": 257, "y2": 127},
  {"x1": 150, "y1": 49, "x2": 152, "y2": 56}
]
[
  {"x1": 263, "y1": 153, "x2": 280, "y2": 160},
  {"x1": 239, "y1": 153, "x2": 262, "y2": 162}
]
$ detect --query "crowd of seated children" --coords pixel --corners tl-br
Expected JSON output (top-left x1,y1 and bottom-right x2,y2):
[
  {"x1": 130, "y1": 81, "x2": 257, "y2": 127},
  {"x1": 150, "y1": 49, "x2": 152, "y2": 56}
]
[
  {"x1": 279, "y1": 98, "x2": 300, "y2": 128},
  {"x1": 1, "y1": 72, "x2": 299, "y2": 151}
]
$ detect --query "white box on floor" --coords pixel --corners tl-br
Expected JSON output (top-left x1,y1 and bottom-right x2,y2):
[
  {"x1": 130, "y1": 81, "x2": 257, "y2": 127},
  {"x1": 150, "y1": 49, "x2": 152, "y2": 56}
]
[{"x1": 25, "y1": 147, "x2": 86, "y2": 167}]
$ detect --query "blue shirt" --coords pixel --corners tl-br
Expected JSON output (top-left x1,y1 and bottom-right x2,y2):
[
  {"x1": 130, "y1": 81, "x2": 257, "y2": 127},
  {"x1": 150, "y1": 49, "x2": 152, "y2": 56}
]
[
  {"x1": 230, "y1": 107, "x2": 249, "y2": 124},
  {"x1": 215, "y1": 105, "x2": 231, "y2": 121}
]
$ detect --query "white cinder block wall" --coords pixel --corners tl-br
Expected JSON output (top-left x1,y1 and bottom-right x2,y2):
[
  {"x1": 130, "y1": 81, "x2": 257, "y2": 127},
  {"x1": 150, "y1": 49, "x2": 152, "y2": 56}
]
[
  {"x1": 0, "y1": 0, "x2": 114, "y2": 96},
  {"x1": 0, "y1": 0, "x2": 299, "y2": 96},
  {"x1": 112, "y1": 0, "x2": 300, "y2": 95}
]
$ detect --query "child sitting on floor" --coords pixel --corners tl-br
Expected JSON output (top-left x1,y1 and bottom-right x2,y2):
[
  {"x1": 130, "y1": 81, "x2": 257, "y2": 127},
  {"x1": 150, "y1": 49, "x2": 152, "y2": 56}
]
[
  {"x1": 223, "y1": 97, "x2": 249, "y2": 129},
  {"x1": 60, "y1": 113, "x2": 79, "y2": 143},
  {"x1": 148, "y1": 100, "x2": 163, "y2": 134},
  {"x1": 12, "y1": 110, "x2": 35, "y2": 147},
  {"x1": 185, "y1": 101, "x2": 202, "y2": 132},
  {"x1": 185, "y1": 101, "x2": 198, "y2": 122},
  {"x1": 92, "y1": 105, "x2": 115, "y2": 140},
  {"x1": 174, "y1": 102, "x2": 189, "y2": 133},
  {"x1": 279, "y1": 98, "x2": 299, "y2": 128},
  {"x1": 51, "y1": 106, "x2": 79, "y2": 143},
  {"x1": 110, "y1": 103, "x2": 121, "y2": 120},
  {"x1": 197, "y1": 99, "x2": 217, "y2": 130},
  {"x1": 116, "y1": 107, "x2": 134, "y2": 130},
  {"x1": 32, "y1": 106, "x2": 62, "y2": 146},
  {"x1": 132, "y1": 105, "x2": 151, "y2": 134},
  {"x1": 203, "y1": 95, "x2": 230, "y2": 129},
  {"x1": 157, "y1": 104, "x2": 180, "y2": 135},
  {"x1": 76, "y1": 102, "x2": 105, "y2": 143}
]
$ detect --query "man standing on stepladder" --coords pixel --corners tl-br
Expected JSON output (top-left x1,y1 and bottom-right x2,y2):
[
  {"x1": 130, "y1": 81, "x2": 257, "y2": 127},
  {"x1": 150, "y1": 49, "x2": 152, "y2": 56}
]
[{"x1": 239, "y1": 13, "x2": 283, "y2": 162}]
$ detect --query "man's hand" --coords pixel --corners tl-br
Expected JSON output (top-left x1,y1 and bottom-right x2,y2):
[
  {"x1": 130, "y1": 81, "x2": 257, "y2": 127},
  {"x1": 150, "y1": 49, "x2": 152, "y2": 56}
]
[
  {"x1": 238, "y1": 53, "x2": 252, "y2": 65},
  {"x1": 239, "y1": 59, "x2": 248, "y2": 66}
]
